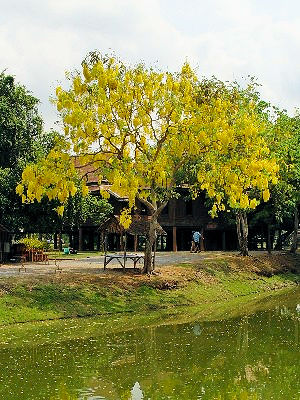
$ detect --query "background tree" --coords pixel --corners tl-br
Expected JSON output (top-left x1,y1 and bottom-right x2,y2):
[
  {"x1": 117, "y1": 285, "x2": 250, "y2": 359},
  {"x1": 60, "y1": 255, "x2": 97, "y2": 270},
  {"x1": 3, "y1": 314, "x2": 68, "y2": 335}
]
[
  {"x1": 63, "y1": 191, "x2": 113, "y2": 230},
  {"x1": 20, "y1": 53, "x2": 204, "y2": 272},
  {"x1": 0, "y1": 73, "x2": 43, "y2": 168},
  {"x1": 0, "y1": 72, "x2": 113, "y2": 240},
  {"x1": 189, "y1": 78, "x2": 279, "y2": 255},
  {"x1": 0, "y1": 72, "x2": 52, "y2": 231},
  {"x1": 269, "y1": 111, "x2": 300, "y2": 253}
]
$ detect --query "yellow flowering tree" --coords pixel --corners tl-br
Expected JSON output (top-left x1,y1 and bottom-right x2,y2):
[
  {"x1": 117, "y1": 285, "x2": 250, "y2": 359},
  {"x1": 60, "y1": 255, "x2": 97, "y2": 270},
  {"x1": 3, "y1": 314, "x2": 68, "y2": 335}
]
[
  {"x1": 19, "y1": 53, "x2": 278, "y2": 269},
  {"x1": 192, "y1": 80, "x2": 279, "y2": 255},
  {"x1": 20, "y1": 53, "x2": 204, "y2": 272}
]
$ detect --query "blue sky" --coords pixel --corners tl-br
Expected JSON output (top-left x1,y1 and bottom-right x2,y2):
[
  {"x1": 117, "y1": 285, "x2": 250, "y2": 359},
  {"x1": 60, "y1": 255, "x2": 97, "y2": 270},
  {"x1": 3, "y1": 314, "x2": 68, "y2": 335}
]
[{"x1": 1, "y1": 0, "x2": 300, "y2": 130}]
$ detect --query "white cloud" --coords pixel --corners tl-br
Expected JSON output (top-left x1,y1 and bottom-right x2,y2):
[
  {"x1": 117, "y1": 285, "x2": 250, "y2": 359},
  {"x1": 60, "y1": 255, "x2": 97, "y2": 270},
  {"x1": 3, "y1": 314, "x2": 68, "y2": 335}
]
[{"x1": 1, "y1": 0, "x2": 300, "y2": 130}]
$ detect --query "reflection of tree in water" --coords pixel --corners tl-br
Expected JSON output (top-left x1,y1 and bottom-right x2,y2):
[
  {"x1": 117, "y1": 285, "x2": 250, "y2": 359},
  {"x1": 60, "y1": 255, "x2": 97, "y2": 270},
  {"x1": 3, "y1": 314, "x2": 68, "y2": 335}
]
[
  {"x1": 193, "y1": 323, "x2": 202, "y2": 336},
  {"x1": 0, "y1": 293, "x2": 299, "y2": 400},
  {"x1": 236, "y1": 316, "x2": 249, "y2": 355},
  {"x1": 130, "y1": 382, "x2": 143, "y2": 400}
]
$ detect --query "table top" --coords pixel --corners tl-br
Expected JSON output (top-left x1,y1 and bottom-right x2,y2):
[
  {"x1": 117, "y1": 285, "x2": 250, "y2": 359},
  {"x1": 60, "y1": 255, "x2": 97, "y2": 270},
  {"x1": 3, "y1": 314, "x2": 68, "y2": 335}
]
[{"x1": 105, "y1": 253, "x2": 144, "y2": 259}]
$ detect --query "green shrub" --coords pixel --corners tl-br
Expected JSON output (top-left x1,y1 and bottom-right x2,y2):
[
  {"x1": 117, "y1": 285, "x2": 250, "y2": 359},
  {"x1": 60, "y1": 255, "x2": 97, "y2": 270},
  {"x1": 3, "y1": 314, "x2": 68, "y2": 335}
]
[{"x1": 17, "y1": 238, "x2": 49, "y2": 251}]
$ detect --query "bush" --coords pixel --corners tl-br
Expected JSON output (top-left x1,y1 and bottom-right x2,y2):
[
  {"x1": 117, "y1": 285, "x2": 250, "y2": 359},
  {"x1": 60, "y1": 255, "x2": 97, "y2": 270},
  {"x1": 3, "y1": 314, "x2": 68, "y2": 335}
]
[{"x1": 17, "y1": 238, "x2": 50, "y2": 251}]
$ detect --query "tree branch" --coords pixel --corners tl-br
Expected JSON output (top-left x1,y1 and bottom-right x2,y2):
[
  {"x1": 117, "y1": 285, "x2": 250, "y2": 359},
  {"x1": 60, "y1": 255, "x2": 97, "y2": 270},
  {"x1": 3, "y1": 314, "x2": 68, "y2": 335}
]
[
  {"x1": 136, "y1": 193, "x2": 155, "y2": 213},
  {"x1": 153, "y1": 200, "x2": 168, "y2": 218}
]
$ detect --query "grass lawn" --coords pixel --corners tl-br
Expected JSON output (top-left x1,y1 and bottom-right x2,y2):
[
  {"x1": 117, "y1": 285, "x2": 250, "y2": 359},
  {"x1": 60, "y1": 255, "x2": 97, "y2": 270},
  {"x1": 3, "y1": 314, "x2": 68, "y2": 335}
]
[
  {"x1": 0, "y1": 252, "x2": 298, "y2": 326},
  {"x1": 46, "y1": 250, "x2": 104, "y2": 259}
]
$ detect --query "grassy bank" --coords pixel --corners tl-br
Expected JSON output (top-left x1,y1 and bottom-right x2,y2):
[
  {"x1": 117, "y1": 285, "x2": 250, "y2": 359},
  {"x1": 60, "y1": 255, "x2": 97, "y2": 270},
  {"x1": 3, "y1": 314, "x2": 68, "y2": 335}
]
[
  {"x1": 0, "y1": 252, "x2": 299, "y2": 326},
  {"x1": 46, "y1": 250, "x2": 104, "y2": 259}
]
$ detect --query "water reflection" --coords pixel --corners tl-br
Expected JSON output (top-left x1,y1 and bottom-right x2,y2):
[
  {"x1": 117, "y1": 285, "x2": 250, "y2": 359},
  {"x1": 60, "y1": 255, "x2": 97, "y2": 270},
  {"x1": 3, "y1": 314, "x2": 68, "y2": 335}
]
[
  {"x1": 192, "y1": 323, "x2": 202, "y2": 336},
  {"x1": 0, "y1": 289, "x2": 298, "y2": 399}
]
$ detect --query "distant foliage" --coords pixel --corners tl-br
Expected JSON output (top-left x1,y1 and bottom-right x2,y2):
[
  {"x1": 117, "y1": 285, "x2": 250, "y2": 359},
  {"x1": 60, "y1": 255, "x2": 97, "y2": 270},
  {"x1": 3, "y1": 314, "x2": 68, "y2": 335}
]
[{"x1": 0, "y1": 72, "x2": 55, "y2": 231}]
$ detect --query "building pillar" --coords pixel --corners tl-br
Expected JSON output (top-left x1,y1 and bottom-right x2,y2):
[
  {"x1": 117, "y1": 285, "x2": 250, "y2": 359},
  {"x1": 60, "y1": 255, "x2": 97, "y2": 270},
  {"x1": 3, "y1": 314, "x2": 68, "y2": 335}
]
[
  {"x1": 172, "y1": 226, "x2": 177, "y2": 252},
  {"x1": 79, "y1": 228, "x2": 83, "y2": 251},
  {"x1": 89, "y1": 232, "x2": 94, "y2": 251},
  {"x1": 53, "y1": 233, "x2": 58, "y2": 250},
  {"x1": 134, "y1": 234, "x2": 138, "y2": 252},
  {"x1": 58, "y1": 232, "x2": 62, "y2": 252},
  {"x1": 260, "y1": 229, "x2": 264, "y2": 249},
  {"x1": 99, "y1": 232, "x2": 105, "y2": 252},
  {"x1": 120, "y1": 234, "x2": 124, "y2": 251},
  {"x1": 96, "y1": 233, "x2": 100, "y2": 251},
  {"x1": 222, "y1": 231, "x2": 226, "y2": 251}
]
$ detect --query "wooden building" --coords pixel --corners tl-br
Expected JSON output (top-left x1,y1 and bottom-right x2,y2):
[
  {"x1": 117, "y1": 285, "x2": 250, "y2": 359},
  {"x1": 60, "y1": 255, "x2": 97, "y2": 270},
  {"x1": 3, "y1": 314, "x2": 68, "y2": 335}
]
[{"x1": 72, "y1": 163, "x2": 238, "y2": 251}]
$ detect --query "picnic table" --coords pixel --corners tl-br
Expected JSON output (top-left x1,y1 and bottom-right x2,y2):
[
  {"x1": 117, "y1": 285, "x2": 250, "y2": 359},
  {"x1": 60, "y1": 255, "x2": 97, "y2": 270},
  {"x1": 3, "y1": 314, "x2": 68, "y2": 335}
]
[{"x1": 104, "y1": 253, "x2": 153, "y2": 270}]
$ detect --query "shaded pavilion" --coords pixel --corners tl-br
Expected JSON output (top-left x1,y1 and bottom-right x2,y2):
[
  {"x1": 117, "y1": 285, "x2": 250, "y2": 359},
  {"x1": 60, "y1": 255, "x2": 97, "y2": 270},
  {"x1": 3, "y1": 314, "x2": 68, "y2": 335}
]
[{"x1": 98, "y1": 215, "x2": 166, "y2": 269}]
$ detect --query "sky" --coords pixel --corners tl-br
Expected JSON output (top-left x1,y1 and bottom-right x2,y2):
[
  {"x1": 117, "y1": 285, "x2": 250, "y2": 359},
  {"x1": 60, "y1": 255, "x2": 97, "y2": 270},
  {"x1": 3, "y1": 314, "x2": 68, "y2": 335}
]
[{"x1": 1, "y1": 0, "x2": 300, "y2": 131}]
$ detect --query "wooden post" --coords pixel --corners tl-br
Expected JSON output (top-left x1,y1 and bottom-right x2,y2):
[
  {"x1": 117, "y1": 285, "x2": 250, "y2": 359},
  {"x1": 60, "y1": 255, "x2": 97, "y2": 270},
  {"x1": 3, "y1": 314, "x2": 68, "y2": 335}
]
[
  {"x1": 172, "y1": 226, "x2": 177, "y2": 252},
  {"x1": 79, "y1": 228, "x2": 83, "y2": 251},
  {"x1": 123, "y1": 232, "x2": 126, "y2": 270},
  {"x1": 100, "y1": 231, "x2": 105, "y2": 252},
  {"x1": 104, "y1": 233, "x2": 108, "y2": 254},
  {"x1": 58, "y1": 232, "x2": 62, "y2": 252},
  {"x1": 222, "y1": 231, "x2": 226, "y2": 251},
  {"x1": 96, "y1": 233, "x2": 100, "y2": 251},
  {"x1": 53, "y1": 233, "x2": 58, "y2": 250},
  {"x1": 201, "y1": 228, "x2": 205, "y2": 251},
  {"x1": 267, "y1": 224, "x2": 272, "y2": 254},
  {"x1": 134, "y1": 234, "x2": 138, "y2": 252}
]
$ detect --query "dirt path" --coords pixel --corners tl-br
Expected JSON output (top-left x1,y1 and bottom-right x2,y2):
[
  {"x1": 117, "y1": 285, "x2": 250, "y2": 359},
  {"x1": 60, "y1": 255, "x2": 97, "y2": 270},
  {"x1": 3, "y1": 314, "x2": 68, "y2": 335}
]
[
  {"x1": 1, "y1": 250, "x2": 297, "y2": 278},
  {"x1": 0, "y1": 251, "x2": 231, "y2": 276}
]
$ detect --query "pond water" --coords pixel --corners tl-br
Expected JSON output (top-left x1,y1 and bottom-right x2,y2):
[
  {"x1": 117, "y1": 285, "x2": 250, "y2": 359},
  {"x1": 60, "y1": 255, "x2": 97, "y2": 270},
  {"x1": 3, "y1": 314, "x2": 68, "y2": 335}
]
[{"x1": 0, "y1": 289, "x2": 299, "y2": 400}]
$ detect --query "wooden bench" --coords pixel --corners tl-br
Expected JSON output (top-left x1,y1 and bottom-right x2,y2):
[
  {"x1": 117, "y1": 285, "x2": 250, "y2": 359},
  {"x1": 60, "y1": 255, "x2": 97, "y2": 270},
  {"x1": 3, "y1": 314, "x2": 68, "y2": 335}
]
[
  {"x1": 104, "y1": 253, "x2": 147, "y2": 270},
  {"x1": 47, "y1": 257, "x2": 65, "y2": 273}
]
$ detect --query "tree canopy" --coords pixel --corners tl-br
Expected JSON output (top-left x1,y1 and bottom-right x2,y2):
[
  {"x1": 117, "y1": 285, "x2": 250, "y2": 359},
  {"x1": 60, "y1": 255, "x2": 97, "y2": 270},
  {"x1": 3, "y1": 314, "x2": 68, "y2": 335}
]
[
  {"x1": 269, "y1": 111, "x2": 300, "y2": 252},
  {"x1": 0, "y1": 72, "x2": 49, "y2": 230},
  {"x1": 0, "y1": 73, "x2": 44, "y2": 168}
]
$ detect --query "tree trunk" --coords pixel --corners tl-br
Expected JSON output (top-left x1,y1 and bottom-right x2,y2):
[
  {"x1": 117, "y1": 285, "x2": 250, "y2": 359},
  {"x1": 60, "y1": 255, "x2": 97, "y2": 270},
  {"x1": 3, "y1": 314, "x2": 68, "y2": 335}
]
[
  {"x1": 138, "y1": 197, "x2": 168, "y2": 274},
  {"x1": 58, "y1": 232, "x2": 62, "y2": 252},
  {"x1": 134, "y1": 234, "x2": 138, "y2": 252},
  {"x1": 236, "y1": 211, "x2": 249, "y2": 256},
  {"x1": 53, "y1": 233, "x2": 58, "y2": 250},
  {"x1": 78, "y1": 228, "x2": 83, "y2": 251},
  {"x1": 142, "y1": 215, "x2": 157, "y2": 274},
  {"x1": 290, "y1": 207, "x2": 299, "y2": 254},
  {"x1": 99, "y1": 232, "x2": 105, "y2": 252},
  {"x1": 276, "y1": 229, "x2": 282, "y2": 250}
]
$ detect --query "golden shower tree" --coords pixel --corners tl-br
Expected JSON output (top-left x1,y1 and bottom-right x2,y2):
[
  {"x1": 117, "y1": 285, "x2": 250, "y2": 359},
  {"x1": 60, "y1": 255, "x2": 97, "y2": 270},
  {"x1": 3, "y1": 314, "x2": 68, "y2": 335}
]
[{"x1": 19, "y1": 53, "x2": 278, "y2": 270}]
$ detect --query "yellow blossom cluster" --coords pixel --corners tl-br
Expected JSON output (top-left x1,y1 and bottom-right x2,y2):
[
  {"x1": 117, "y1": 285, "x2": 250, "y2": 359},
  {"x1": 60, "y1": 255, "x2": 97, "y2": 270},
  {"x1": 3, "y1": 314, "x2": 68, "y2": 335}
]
[
  {"x1": 193, "y1": 96, "x2": 279, "y2": 216},
  {"x1": 18, "y1": 147, "x2": 83, "y2": 215}
]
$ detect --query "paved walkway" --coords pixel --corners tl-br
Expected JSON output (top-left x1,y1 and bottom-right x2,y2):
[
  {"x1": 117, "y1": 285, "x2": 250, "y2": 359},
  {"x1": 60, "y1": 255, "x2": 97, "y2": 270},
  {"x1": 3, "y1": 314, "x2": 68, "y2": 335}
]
[{"x1": 0, "y1": 251, "x2": 231, "y2": 276}]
